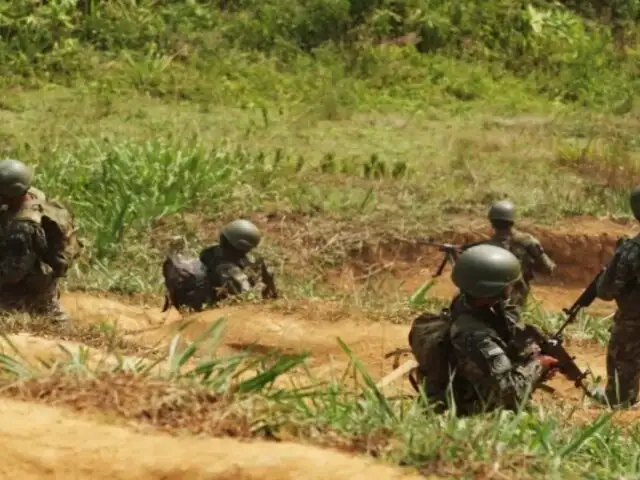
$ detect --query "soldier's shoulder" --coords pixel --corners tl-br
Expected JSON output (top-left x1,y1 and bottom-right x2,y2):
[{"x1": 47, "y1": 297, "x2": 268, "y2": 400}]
[
  {"x1": 200, "y1": 244, "x2": 222, "y2": 259},
  {"x1": 511, "y1": 229, "x2": 540, "y2": 247},
  {"x1": 450, "y1": 311, "x2": 493, "y2": 337},
  {"x1": 625, "y1": 233, "x2": 640, "y2": 248}
]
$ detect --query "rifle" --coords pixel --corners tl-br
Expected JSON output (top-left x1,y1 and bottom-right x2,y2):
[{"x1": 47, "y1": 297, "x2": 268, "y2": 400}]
[
  {"x1": 520, "y1": 324, "x2": 592, "y2": 396},
  {"x1": 259, "y1": 259, "x2": 279, "y2": 299},
  {"x1": 416, "y1": 238, "x2": 464, "y2": 277},
  {"x1": 518, "y1": 269, "x2": 604, "y2": 397},
  {"x1": 557, "y1": 268, "x2": 604, "y2": 338}
]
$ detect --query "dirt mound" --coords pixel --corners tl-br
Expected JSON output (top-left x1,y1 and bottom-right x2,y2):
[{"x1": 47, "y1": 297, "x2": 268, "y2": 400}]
[
  {"x1": 152, "y1": 302, "x2": 410, "y2": 380},
  {"x1": 0, "y1": 333, "x2": 153, "y2": 371},
  {"x1": 52, "y1": 293, "x2": 619, "y2": 407},
  {"x1": 55, "y1": 294, "x2": 414, "y2": 385},
  {"x1": 0, "y1": 399, "x2": 426, "y2": 480},
  {"x1": 61, "y1": 292, "x2": 180, "y2": 330}
]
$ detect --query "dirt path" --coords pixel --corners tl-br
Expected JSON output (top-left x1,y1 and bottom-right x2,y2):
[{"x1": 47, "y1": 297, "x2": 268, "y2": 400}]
[{"x1": 0, "y1": 399, "x2": 427, "y2": 480}]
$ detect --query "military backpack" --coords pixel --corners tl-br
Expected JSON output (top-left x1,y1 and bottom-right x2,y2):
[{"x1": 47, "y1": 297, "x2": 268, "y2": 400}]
[
  {"x1": 13, "y1": 195, "x2": 82, "y2": 276},
  {"x1": 407, "y1": 307, "x2": 455, "y2": 393}
]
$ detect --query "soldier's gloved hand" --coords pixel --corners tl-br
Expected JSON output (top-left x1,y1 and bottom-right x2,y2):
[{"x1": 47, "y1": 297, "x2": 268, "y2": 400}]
[{"x1": 534, "y1": 354, "x2": 559, "y2": 379}]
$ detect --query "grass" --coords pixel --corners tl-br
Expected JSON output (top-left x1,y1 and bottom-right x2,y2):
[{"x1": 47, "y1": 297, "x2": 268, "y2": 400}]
[
  {"x1": 0, "y1": 319, "x2": 633, "y2": 479},
  {"x1": 1, "y1": 0, "x2": 640, "y2": 478}
]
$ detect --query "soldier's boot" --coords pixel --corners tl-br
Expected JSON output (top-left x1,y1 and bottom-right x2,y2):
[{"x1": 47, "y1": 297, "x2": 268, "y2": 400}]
[
  {"x1": 588, "y1": 386, "x2": 610, "y2": 406},
  {"x1": 589, "y1": 383, "x2": 639, "y2": 409},
  {"x1": 30, "y1": 287, "x2": 70, "y2": 325},
  {"x1": 31, "y1": 302, "x2": 70, "y2": 324},
  {"x1": 46, "y1": 304, "x2": 71, "y2": 324}
]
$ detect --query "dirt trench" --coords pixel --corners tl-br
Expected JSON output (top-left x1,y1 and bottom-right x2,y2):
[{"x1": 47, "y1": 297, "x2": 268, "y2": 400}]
[
  {"x1": 346, "y1": 216, "x2": 634, "y2": 284},
  {"x1": 3, "y1": 292, "x2": 628, "y2": 413}
]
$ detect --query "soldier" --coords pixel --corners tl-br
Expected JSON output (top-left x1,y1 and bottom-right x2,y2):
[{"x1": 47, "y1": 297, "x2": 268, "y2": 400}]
[
  {"x1": 162, "y1": 219, "x2": 278, "y2": 312},
  {"x1": 409, "y1": 244, "x2": 558, "y2": 416},
  {"x1": 481, "y1": 200, "x2": 556, "y2": 309},
  {"x1": 590, "y1": 186, "x2": 640, "y2": 407},
  {"x1": 0, "y1": 159, "x2": 81, "y2": 323},
  {"x1": 199, "y1": 219, "x2": 277, "y2": 305}
]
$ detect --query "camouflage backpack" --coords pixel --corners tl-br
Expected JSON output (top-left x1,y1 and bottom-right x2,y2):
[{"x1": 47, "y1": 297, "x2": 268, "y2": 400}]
[
  {"x1": 13, "y1": 196, "x2": 82, "y2": 276},
  {"x1": 408, "y1": 308, "x2": 455, "y2": 394}
]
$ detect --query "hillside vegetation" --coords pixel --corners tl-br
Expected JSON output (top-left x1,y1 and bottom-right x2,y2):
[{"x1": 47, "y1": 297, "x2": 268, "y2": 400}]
[
  {"x1": 0, "y1": 0, "x2": 638, "y2": 292},
  {"x1": 1, "y1": 1, "x2": 640, "y2": 479}
]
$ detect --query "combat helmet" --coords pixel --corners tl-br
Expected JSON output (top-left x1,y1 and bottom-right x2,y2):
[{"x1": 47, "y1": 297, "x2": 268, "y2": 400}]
[
  {"x1": 630, "y1": 186, "x2": 640, "y2": 220},
  {"x1": 220, "y1": 219, "x2": 261, "y2": 253},
  {"x1": 452, "y1": 244, "x2": 522, "y2": 299},
  {"x1": 0, "y1": 159, "x2": 32, "y2": 199},
  {"x1": 488, "y1": 200, "x2": 516, "y2": 224}
]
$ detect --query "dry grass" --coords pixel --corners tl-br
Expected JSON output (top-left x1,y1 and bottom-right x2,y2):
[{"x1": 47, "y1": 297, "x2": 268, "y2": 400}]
[{"x1": 1, "y1": 372, "x2": 251, "y2": 437}]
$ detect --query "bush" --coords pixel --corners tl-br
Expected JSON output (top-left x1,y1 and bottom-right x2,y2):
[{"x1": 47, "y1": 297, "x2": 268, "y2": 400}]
[{"x1": 0, "y1": 0, "x2": 638, "y2": 106}]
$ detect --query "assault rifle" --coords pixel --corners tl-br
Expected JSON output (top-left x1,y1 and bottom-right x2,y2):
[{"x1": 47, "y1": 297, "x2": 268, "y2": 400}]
[
  {"x1": 416, "y1": 238, "x2": 484, "y2": 277},
  {"x1": 415, "y1": 238, "x2": 465, "y2": 277},
  {"x1": 557, "y1": 267, "x2": 604, "y2": 338},
  {"x1": 519, "y1": 268, "x2": 605, "y2": 396},
  {"x1": 521, "y1": 324, "x2": 592, "y2": 395}
]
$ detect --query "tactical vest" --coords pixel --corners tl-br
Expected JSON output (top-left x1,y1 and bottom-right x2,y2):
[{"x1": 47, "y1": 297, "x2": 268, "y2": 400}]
[{"x1": 12, "y1": 192, "x2": 82, "y2": 276}]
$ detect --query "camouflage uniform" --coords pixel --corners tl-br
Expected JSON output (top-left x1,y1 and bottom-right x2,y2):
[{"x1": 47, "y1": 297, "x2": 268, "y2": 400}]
[
  {"x1": 162, "y1": 219, "x2": 276, "y2": 312},
  {"x1": 447, "y1": 295, "x2": 547, "y2": 415},
  {"x1": 484, "y1": 228, "x2": 556, "y2": 308},
  {"x1": 199, "y1": 244, "x2": 264, "y2": 302},
  {"x1": 0, "y1": 183, "x2": 79, "y2": 323},
  {"x1": 410, "y1": 244, "x2": 554, "y2": 416},
  {"x1": 481, "y1": 200, "x2": 556, "y2": 309},
  {"x1": 594, "y1": 233, "x2": 640, "y2": 406}
]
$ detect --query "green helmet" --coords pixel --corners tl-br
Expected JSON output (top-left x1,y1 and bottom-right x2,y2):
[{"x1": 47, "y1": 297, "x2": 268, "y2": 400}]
[
  {"x1": 452, "y1": 244, "x2": 522, "y2": 299},
  {"x1": 488, "y1": 200, "x2": 515, "y2": 223},
  {"x1": 220, "y1": 219, "x2": 261, "y2": 253},
  {"x1": 0, "y1": 159, "x2": 32, "y2": 199},
  {"x1": 630, "y1": 186, "x2": 640, "y2": 220}
]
